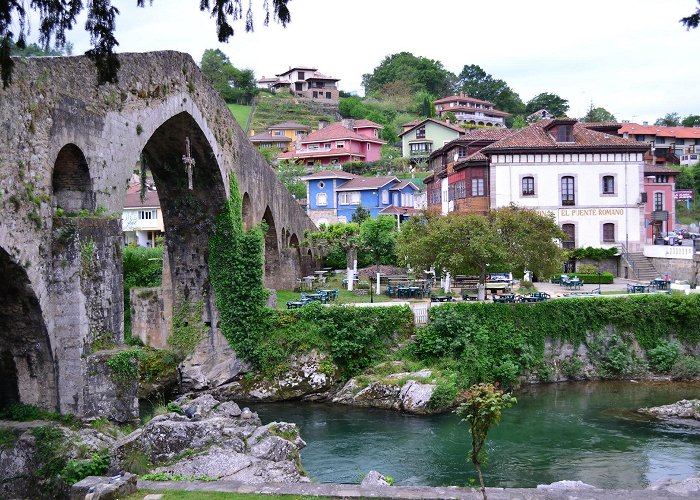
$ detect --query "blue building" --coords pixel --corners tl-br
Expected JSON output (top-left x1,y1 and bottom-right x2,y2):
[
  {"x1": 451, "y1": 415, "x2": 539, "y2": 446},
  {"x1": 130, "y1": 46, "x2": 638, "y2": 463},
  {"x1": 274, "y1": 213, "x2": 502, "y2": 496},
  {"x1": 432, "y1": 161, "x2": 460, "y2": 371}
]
[{"x1": 300, "y1": 170, "x2": 420, "y2": 227}]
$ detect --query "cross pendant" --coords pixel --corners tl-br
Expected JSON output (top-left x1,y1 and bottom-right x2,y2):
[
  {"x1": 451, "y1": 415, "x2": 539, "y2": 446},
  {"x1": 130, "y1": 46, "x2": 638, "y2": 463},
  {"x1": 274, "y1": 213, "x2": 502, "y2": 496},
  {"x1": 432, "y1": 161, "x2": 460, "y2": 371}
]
[{"x1": 182, "y1": 137, "x2": 196, "y2": 190}]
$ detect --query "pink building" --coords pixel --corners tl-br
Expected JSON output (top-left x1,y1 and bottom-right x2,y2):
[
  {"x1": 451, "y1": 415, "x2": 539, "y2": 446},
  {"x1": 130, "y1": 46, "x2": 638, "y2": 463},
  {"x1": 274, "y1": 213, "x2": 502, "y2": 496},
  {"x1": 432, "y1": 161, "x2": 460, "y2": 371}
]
[{"x1": 278, "y1": 119, "x2": 385, "y2": 167}]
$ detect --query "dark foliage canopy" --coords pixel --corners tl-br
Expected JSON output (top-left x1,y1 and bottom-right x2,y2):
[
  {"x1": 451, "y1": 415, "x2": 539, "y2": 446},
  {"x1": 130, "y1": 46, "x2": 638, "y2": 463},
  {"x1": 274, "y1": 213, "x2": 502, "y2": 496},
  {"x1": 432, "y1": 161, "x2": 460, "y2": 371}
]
[{"x1": 0, "y1": 0, "x2": 290, "y2": 88}]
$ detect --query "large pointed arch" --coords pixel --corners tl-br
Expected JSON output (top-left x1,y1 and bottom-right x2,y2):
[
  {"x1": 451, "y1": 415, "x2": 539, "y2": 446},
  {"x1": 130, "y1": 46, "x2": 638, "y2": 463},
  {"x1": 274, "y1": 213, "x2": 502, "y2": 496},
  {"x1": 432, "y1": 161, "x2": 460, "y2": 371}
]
[
  {"x1": 241, "y1": 192, "x2": 253, "y2": 230},
  {"x1": 262, "y1": 206, "x2": 280, "y2": 288}
]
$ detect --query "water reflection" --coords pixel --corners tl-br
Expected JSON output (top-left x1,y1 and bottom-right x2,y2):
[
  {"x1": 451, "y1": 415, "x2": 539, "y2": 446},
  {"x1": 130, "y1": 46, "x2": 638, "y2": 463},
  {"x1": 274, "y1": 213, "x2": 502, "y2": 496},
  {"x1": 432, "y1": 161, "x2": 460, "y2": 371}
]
[{"x1": 255, "y1": 381, "x2": 700, "y2": 488}]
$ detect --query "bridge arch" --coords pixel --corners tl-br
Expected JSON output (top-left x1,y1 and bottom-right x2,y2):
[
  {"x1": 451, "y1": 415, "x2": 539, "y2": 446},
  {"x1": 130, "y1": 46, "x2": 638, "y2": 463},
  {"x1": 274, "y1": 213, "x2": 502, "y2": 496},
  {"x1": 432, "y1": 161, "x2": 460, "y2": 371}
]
[
  {"x1": 140, "y1": 111, "x2": 227, "y2": 314},
  {"x1": 241, "y1": 192, "x2": 253, "y2": 230},
  {"x1": 262, "y1": 206, "x2": 280, "y2": 288},
  {"x1": 52, "y1": 143, "x2": 95, "y2": 212},
  {"x1": 0, "y1": 246, "x2": 58, "y2": 410}
]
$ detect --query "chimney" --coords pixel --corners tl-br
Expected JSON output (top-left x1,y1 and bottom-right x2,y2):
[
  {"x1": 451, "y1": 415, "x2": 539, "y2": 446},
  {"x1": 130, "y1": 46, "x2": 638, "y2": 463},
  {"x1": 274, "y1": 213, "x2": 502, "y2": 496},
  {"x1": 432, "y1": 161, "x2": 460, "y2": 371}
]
[
  {"x1": 643, "y1": 121, "x2": 648, "y2": 126},
  {"x1": 342, "y1": 118, "x2": 354, "y2": 130},
  {"x1": 318, "y1": 120, "x2": 327, "y2": 130}
]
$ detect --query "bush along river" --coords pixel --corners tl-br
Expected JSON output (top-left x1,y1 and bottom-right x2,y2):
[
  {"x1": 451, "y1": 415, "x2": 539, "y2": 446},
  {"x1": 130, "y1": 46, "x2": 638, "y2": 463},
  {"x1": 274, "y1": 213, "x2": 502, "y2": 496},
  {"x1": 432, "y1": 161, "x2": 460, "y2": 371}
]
[{"x1": 256, "y1": 381, "x2": 700, "y2": 489}]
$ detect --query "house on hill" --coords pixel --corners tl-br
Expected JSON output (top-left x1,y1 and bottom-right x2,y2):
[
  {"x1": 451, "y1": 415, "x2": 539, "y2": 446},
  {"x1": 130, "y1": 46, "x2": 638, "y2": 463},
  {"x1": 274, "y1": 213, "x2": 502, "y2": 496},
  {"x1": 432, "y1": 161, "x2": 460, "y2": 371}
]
[
  {"x1": 278, "y1": 120, "x2": 385, "y2": 167},
  {"x1": 433, "y1": 93, "x2": 510, "y2": 128},
  {"x1": 122, "y1": 182, "x2": 164, "y2": 247},
  {"x1": 617, "y1": 123, "x2": 700, "y2": 166},
  {"x1": 399, "y1": 118, "x2": 464, "y2": 161},
  {"x1": 300, "y1": 170, "x2": 419, "y2": 226},
  {"x1": 248, "y1": 121, "x2": 311, "y2": 152},
  {"x1": 257, "y1": 66, "x2": 340, "y2": 104}
]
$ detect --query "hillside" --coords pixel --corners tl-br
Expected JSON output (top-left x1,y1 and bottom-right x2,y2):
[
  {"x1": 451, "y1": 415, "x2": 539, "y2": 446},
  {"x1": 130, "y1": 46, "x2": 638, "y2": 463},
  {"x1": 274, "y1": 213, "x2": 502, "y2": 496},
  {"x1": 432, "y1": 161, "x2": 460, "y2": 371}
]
[
  {"x1": 227, "y1": 103, "x2": 252, "y2": 130},
  {"x1": 249, "y1": 91, "x2": 339, "y2": 135}
]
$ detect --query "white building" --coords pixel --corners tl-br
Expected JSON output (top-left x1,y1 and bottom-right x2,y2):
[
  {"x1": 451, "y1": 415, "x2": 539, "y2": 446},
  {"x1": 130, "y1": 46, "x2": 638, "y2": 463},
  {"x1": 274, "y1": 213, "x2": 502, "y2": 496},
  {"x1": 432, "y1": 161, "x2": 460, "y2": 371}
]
[
  {"x1": 484, "y1": 119, "x2": 650, "y2": 252},
  {"x1": 122, "y1": 183, "x2": 164, "y2": 247}
]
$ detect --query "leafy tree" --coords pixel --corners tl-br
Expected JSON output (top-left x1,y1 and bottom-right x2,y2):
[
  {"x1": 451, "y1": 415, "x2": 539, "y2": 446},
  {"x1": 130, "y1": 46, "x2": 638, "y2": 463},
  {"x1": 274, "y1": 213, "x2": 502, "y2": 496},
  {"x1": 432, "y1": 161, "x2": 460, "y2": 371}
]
[
  {"x1": 682, "y1": 114, "x2": 700, "y2": 127},
  {"x1": 655, "y1": 112, "x2": 681, "y2": 126},
  {"x1": 511, "y1": 115, "x2": 527, "y2": 129},
  {"x1": 581, "y1": 103, "x2": 617, "y2": 122},
  {"x1": 362, "y1": 52, "x2": 455, "y2": 97},
  {"x1": 200, "y1": 49, "x2": 257, "y2": 104},
  {"x1": 455, "y1": 383, "x2": 516, "y2": 500},
  {"x1": 674, "y1": 167, "x2": 693, "y2": 190},
  {"x1": 455, "y1": 64, "x2": 526, "y2": 119},
  {"x1": 360, "y1": 216, "x2": 397, "y2": 276},
  {"x1": 9, "y1": 40, "x2": 71, "y2": 57},
  {"x1": 526, "y1": 92, "x2": 569, "y2": 118},
  {"x1": 1, "y1": 0, "x2": 290, "y2": 87},
  {"x1": 275, "y1": 160, "x2": 306, "y2": 199},
  {"x1": 306, "y1": 222, "x2": 362, "y2": 287},
  {"x1": 681, "y1": 1, "x2": 700, "y2": 29},
  {"x1": 351, "y1": 205, "x2": 371, "y2": 224}
]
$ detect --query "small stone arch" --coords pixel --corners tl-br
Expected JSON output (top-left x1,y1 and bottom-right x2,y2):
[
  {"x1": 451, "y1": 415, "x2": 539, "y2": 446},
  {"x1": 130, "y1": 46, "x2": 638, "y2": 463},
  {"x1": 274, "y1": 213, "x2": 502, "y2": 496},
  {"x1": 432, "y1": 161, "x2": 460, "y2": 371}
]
[
  {"x1": 52, "y1": 143, "x2": 95, "y2": 212},
  {"x1": 241, "y1": 192, "x2": 253, "y2": 230},
  {"x1": 0, "y1": 246, "x2": 58, "y2": 410},
  {"x1": 262, "y1": 206, "x2": 281, "y2": 288}
]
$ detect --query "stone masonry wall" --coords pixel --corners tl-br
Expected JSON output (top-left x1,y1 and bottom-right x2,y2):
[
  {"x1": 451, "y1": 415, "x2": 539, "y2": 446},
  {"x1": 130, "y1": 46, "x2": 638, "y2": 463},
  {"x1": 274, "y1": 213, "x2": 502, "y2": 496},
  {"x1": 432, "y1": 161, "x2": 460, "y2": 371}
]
[{"x1": 131, "y1": 287, "x2": 168, "y2": 349}]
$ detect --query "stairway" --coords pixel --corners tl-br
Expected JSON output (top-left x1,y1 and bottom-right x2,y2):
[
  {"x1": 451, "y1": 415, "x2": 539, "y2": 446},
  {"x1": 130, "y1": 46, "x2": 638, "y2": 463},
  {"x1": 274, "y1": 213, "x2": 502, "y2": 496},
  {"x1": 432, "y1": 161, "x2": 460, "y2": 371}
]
[{"x1": 624, "y1": 252, "x2": 659, "y2": 280}]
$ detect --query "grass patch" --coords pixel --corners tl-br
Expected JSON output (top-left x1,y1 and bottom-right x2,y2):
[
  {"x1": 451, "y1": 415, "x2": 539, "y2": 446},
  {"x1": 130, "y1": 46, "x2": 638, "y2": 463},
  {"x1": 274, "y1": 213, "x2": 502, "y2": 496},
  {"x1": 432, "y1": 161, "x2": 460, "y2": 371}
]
[
  {"x1": 228, "y1": 103, "x2": 252, "y2": 129},
  {"x1": 249, "y1": 92, "x2": 335, "y2": 135},
  {"x1": 0, "y1": 403, "x2": 80, "y2": 428},
  {"x1": 395, "y1": 171, "x2": 431, "y2": 189}
]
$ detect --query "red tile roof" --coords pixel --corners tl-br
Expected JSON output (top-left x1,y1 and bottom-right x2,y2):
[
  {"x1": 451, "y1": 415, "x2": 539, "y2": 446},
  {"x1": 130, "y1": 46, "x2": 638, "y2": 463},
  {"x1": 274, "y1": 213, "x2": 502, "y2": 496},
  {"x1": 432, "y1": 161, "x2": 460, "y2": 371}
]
[
  {"x1": 434, "y1": 94, "x2": 495, "y2": 107},
  {"x1": 618, "y1": 123, "x2": 700, "y2": 140},
  {"x1": 398, "y1": 118, "x2": 464, "y2": 137},
  {"x1": 442, "y1": 106, "x2": 511, "y2": 117},
  {"x1": 307, "y1": 71, "x2": 340, "y2": 81},
  {"x1": 644, "y1": 164, "x2": 681, "y2": 174},
  {"x1": 268, "y1": 121, "x2": 311, "y2": 130},
  {"x1": 249, "y1": 131, "x2": 291, "y2": 142},
  {"x1": 278, "y1": 148, "x2": 366, "y2": 160},
  {"x1": 482, "y1": 120, "x2": 650, "y2": 153},
  {"x1": 124, "y1": 184, "x2": 160, "y2": 208},
  {"x1": 380, "y1": 206, "x2": 419, "y2": 215},
  {"x1": 353, "y1": 119, "x2": 383, "y2": 129},
  {"x1": 390, "y1": 181, "x2": 420, "y2": 191},
  {"x1": 301, "y1": 123, "x2": 384, "y2": 144},
  {"x1": 335, "y1": 176, "x2": 399, "y2": 191},
  {"x1": 299, "y1": 170, "x2": 357, "y2": 181},
  {"x1": 276, "y1": 66, "x2": 318, "y2": 76}
]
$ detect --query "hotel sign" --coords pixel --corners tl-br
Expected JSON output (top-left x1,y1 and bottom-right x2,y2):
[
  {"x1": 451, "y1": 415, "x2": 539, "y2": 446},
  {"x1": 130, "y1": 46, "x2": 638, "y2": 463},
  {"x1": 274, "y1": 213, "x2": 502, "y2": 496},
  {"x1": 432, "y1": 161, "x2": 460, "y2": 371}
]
[
  {"x1": 674, "y1": 190, "x2": 694, "y2": 200},
  {"x1": 533, "y1": 208, "x2": 626, "y2": 218}
]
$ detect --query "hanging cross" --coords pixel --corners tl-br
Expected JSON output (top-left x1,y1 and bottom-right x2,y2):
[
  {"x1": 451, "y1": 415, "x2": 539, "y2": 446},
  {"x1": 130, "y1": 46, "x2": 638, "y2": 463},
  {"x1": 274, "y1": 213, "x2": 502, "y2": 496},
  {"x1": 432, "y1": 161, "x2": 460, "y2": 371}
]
[{"x1": 182, "y1": 137, "x2": 195, "y2": 190}]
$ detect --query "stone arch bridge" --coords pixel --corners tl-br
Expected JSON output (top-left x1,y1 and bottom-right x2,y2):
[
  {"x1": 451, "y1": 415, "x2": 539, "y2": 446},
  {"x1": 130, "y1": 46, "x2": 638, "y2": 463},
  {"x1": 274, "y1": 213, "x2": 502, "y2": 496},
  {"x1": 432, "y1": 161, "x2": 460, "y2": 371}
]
[{"x1": 0, "y1": 52, "x2": 317, "y2": 419}]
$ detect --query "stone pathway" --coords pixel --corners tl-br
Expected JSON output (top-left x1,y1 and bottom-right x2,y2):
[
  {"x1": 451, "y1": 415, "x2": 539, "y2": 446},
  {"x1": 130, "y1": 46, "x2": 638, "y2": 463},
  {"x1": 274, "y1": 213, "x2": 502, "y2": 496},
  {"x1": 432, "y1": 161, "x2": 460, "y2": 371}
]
[{"x1": 137, "y1": 479, "x2": 697, "y2": 499}]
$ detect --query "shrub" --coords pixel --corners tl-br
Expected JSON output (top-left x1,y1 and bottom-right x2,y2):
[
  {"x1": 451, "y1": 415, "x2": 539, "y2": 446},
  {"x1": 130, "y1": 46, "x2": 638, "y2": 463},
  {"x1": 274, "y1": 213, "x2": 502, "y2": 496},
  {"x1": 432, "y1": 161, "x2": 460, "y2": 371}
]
[
  {"x1": 647, "y1": 340, "x2": 681, "y2": 373},
  {"x1": 576, "y1": 263, "x2": 598, "y2": 274},
  {"x1": 60, "y1": 451, "x2": 110, "y2": 485},
  {"x1": 671, "y1": 355, "x2": 700, "y2": 379}
]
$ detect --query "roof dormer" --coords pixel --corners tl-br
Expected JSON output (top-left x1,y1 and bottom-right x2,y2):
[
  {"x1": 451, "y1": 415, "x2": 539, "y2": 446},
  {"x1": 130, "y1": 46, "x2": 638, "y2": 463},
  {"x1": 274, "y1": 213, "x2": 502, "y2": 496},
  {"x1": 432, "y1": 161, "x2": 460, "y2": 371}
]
[{"x1": 545, "y1": 118, "x2": 577, "y2": 143}]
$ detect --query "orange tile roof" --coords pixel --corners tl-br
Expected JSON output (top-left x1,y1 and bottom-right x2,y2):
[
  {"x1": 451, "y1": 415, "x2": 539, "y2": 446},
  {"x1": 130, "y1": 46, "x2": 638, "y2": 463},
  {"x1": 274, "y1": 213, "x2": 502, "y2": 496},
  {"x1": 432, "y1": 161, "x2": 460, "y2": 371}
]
[
  {"x1": 268, "y1": 121, "x2": 311, "y2": 130},
  {"x1": 434, "y1": 94, "x2": 495, "y2": 107},
  {"x1": 353, "y1": 119, "x2": 384, "y2": 129},
  {"x1": 249, "y1": 131, "x2": 291, "y2": 142},
  {"x1": 301, "y1": 123, "x2": 384, "y2": 144},
  {"x1": 482, "y1": 120, "x2": 650, "y2": 153},
  {"x1": 279, "y1": 148, "x2": 366, "y2": 160},
  {"x1": 398, "y1": 118, "x2": 464, "y2": 137},
  {"x1": 124, "y1": 184, "x2": 160, "y2": 208},
  {"x1": 618, "y1": 123, "x2": 700, "y2": 140},
  {"x1": 442, "y1": 106, "x2": 511, "y2": 117},
  {"x1": 644, "y1": 164, "x2": 681, "y2": 174}
]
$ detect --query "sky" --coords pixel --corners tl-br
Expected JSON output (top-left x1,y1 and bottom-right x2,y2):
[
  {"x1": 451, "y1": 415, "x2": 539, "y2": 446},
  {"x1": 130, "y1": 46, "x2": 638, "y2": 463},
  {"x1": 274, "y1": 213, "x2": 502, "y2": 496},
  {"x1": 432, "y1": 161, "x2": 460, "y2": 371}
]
[{"x1": 27, "y1": 0, "x2": 700, "y2": 124}]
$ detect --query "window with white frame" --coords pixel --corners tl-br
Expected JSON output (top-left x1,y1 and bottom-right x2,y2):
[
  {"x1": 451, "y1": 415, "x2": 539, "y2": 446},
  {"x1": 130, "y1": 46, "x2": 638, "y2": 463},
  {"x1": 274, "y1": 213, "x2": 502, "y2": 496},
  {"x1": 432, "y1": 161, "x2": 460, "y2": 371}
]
[
  {"x1": 273, "y1": 130, "x2": 284, "y2": 136},
  {"x1": 561, "y1": 176, "x2": 575, "y2": 206},
  {"x1": 522, "y1": 176, "x2": 535, "y2": 196},
  {"x1": 138, "y1": 209, "x2": 156, "y2": 220},
  {"x1": 316, "y1": 192, "x2": 327, "y2": 206},
  {"x1": 401, "y1": 192, "x2": 414, "y2": 206},
  {"x1": 455, "y1": 180, "x2": 466, "y2": 199},
  {"x1": 338, "y1": 191, "x2": 361, "y2": 205},
  {"x1": 381, "y1": 190, "x2": 389, "y2": 204},
  {"x1": 471, "y1": 178, "x2": 485, "y2": 197},
  {"x1": 654, "y1": 192, "x2": 663, "y2": 211},
  {"x1": 336, "y1": 141, "x2": 345, "y2": 149}
]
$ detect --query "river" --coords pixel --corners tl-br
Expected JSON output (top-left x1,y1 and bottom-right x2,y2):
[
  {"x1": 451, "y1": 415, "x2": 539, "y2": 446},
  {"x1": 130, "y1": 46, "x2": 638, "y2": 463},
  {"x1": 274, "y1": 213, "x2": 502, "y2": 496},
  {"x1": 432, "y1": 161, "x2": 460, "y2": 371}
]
[{"x1": 255, "y1": 381, "x2": 700, "y2": 489}]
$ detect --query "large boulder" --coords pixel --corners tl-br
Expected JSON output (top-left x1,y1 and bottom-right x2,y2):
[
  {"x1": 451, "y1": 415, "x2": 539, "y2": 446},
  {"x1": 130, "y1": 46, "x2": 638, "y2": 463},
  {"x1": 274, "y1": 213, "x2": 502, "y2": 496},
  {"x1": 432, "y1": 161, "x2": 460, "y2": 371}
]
[
  {"x1": 111, "y1": 394, "x2": 308, "y2": 484},
  {"x1": 332, "y1": 369, "x2": 437, "y2": 414},
  {"x1": 179, "y1": 342, "x2": 251, "y2": 391},
  {"x1": 638, "y1": 399, "x2": 700, "y2": 420}
]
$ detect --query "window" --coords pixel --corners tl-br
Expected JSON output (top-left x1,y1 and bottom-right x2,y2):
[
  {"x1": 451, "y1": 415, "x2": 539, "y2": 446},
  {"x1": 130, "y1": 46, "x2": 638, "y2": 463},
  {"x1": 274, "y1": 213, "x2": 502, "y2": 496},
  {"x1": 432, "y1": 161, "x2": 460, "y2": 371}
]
[
  {"x1": 455, "y1": 180, "x2": 466, "y2": 199},
  {"x1": 561, "y1": 176, "x2": 575, "y2": 205},
  {"x1": 655, "y1": 175, "x2": 669, "y2": 183},
  {"x1": 457, "y1": 146, "x2": 468, "y2": 158},
  {"x1": 324, "y1": 143, "x2": 331, "y2": 150},
  {"x1": 367, "y1": 143, "x2": 371, "y2": 151},
  {"x1": 316, "y1": 192, "x2": 327, "y2": 206},
  {"x1": 471, "y1": 178, "x2": 485, "y2": 197},
  {"x1": 603, "y1": 223, "x2": 615, "y2": 242},
  {"x1": 656, "y1": 137, "x2": 665, "y2": 144},
  {"x1": 336, "y1": 141, "x2": 345, "y2": 149},
  {"x1": 318, "y1": 181, "x2": 325, "y2": 189},
  {"x1": 297, "y1": 71, "x2": 305, "y2": 80},
  {"x1": 556, "y1": 125, "x2": 573, "y2": 142},
  {"x1": 562, "y1": 224, "x2": 575, "y2": 249},
  {"x1": 409, "y1": 143, "x2": 432, "y2": 154},
  {"x1": 295, "y1": 82, "x2": 303, "y2": 91},
  {"x1": 429, "y1": 189, "x2": 441, "y2": 205},
  {"x1": 295, "y1": 130, "x2": 306, "y2": 137},
  {"x1": 522, "y1": 176, "x2": 535, "y2": 196},
  {"x1": 416, "y1": 127, "x2": 426, "y2": 139},
  {"x1": 339, "y1": 192, "x2": 361, "y2": 205},
  {"x1": 636, "y1": 135, "x2": 646, "y2": 142},
  {"x1": 326, "y1": 92, "x2": 331, "y2": 99},
  {"x1": 602, "y1": 175, "x2": 615, "y2": 194},
  {"x1": 381, "y1": 190, "x2": 389, "y2": 204},
  {"x1": 677, "y1": 139, "x2": 685, "y2": 145},
  {"x1": 654, "y1": 192, "x2": 663, "y2": 211},
  {"x1": 401, "y1": 193, "x2": 414, "y2": 206},
  {"x1": 312, "y1": 91, "x2": 318, "y2": 98},
  {"x1": 138, "y1": 210, "x2": 156, "y2": 220}
]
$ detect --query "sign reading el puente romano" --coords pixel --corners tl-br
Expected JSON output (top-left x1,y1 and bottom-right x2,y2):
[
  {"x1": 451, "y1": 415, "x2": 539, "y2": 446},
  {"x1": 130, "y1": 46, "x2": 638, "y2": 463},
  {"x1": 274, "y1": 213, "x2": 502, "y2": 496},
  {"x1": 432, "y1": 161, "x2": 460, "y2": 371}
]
[{"x1": 534, "y1": 208, "x2": 626, "y2": 218}]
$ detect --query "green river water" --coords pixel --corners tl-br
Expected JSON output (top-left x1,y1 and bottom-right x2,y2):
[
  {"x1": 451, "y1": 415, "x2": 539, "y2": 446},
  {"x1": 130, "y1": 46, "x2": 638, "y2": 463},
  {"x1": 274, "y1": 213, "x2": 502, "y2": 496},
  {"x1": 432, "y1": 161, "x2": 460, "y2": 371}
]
[{"x1": 255, "y1": 381, "x2": 700, "y2": 488}]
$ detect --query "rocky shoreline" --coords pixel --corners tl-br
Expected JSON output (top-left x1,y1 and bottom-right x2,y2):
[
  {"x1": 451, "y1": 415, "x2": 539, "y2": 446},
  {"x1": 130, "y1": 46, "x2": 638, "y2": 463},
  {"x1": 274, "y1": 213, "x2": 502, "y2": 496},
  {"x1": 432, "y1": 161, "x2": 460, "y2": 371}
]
[{"x1": 638, "y1": 399, "x2": 700, "y2": 421}]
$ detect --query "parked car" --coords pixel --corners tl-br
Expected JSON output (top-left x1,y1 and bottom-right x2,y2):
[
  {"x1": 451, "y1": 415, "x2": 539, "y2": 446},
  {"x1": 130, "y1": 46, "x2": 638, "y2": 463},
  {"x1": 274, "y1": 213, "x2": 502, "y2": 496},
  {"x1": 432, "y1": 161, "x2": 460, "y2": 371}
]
[{"x1": 661, "y1": 231, "x2": 683, "y2": 245}]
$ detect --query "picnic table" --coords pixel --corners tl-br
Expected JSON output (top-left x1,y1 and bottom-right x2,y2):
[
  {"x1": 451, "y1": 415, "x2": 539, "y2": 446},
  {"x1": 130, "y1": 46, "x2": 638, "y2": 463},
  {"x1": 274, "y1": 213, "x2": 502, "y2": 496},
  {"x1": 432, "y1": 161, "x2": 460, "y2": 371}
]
[
  {"x1": 627, "y1": 284, "x2": 649, "y2": 293},
  {"x1": 493, "y1": 293, "x2": 516, "y2": 303},
  {"x1": 519, "y1": 292, "x2": 550, "y2": 303},
  {"x1": 563, "y1": 279, "x2": 583, "y2": 290},
  {"x1": 318, "y1": 289, "x2": 338, "y2": 302},
  {"x1": 430, "y1": 295, "x2": 453, "y2": 303},
  {"x1": 286, "y1": 301, "x2": 305, "y2": 309},
  {"x1": 301, "y1": 292, "x2": 326, "y2": 303},
  {"x1": 650, "y1": 279, "x2": 670, "y2": 290}
]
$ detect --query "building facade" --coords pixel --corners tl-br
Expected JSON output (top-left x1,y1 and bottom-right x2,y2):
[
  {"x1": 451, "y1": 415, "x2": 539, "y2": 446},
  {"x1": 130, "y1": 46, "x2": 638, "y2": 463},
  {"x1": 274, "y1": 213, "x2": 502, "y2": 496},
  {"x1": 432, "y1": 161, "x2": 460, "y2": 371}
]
[
  {"x1": 122, "y1": 183, "x2": 164, "y2": 247},
  {"x1": 617, "y1": 123, "x2": 700, "y2": 166},
  {"x1": 642, "y1": 164, "x2": 680, "y2": 241},
  {"x1": 399, "y1": 118, "x2": 464, "y2": 161},
  {"x1": 433, "y1": 93, "x2": 510, "y2": 128},
  {"x1": 257, "y1": 66, "x2": 340, "y2": 104},
  {"x1": 248, "y1": 121, "x2": 311, "y2": 152}
]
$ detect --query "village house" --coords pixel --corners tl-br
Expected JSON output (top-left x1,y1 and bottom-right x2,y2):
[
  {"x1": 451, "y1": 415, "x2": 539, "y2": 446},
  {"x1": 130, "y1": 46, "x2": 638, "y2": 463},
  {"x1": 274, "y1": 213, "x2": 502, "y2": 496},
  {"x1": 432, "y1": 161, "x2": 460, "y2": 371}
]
[
  {"x1": 433, "y1": 92, "x2": 510, "y2": 128},
  {"x1": 122, "y1": 181, "x2": 164, "y2": 247},
  {"x1": 248, "y1": 121, "x2": 311, "y2": 152},
  {"x1": 300, "y1": 170, "x2": 419, "y2": 227},
  {"x1": 278, "y1": 120, "x2": 385, "y2": 167},
  {"x1": 399, "y1": 118, "x2": 465, "y2": 161},
  {"x1": 615, "y1": 123, "x2": 700, "y2": 166},
  {"x1": 642, "y1": 163, "x2": 680, "y2": 241},
  {"x1": 257, "y1": 66, "x2": 340, "y2": 104}
]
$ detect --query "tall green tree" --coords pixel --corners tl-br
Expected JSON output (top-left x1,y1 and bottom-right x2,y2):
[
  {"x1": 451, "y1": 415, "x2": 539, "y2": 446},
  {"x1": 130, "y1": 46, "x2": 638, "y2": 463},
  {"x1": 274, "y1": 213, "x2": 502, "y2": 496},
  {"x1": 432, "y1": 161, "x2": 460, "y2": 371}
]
[
  {"x1": 1, "y1": 0, "x2": 290, "y2": 87},
  {"x1": 526, "y1": 93, "x2": 570, "y2": 117},
  {"x1": 362, "y1": 52, "x2": 455, "y2": 97},
  {"x1": 200, "y1": 49, "x2": 257, "y2": 104},
  {"x1": 306, "y1": 222, "x2": 362, "y2": 288},
  {"x1": 455, "y1": 383, "x2": 516, "y2": 500},
  {"x1": 360, "y1": 216, "x2": 398, "y2": 276},
  {"x1": 455, "y1": 64, "x2": 526, "y2": 118},
  {"x1": 682, "y1": 114, "x2": 700, "y2": 127},
  {"x1": 681, "y1": 1, "x2": 700, "y2": 29},
  {"x1": 581, "y1": 104, "x2": 617, "y2": 123},
  {"x1": 274, "y1": 160, "x2": 306, "y2": 199},
  {"x1": 655, "y1": 112, "x2": 681, "y2": 126}
]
